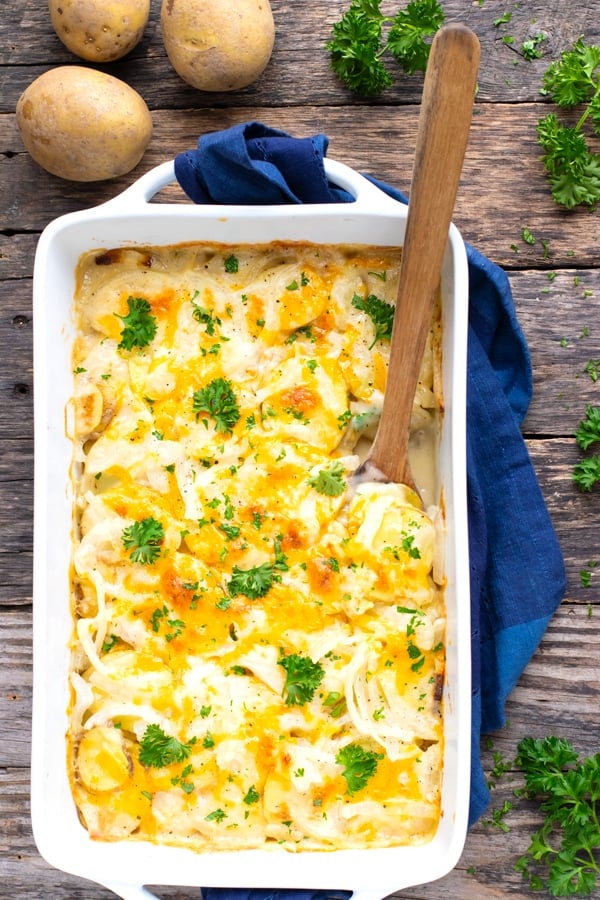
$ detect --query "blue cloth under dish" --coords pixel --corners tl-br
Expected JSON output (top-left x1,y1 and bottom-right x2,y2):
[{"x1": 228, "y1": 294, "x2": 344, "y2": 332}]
[{"x1": 174, "y1": 121, "x2": 566, "y2": 860}]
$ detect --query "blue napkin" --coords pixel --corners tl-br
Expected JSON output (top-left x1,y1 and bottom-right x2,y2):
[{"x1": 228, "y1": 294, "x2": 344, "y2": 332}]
[{"x1": 175, "y1": 121, "x2": 566, "y2": 840}]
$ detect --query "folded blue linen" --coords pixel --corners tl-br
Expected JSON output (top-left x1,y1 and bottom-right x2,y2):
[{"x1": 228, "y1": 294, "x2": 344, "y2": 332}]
[{"x1": 174, "y1": 121, "x2": 566, "y2": 846}]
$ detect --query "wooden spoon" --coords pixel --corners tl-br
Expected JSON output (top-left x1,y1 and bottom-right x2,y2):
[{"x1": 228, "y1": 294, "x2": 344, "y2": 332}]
[{"x1": 359, "y1": 23, "x2": 480, "y2": 494}]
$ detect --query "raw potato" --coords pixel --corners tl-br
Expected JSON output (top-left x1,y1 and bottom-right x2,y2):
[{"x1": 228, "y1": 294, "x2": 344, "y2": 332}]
[
  {"x1": 161, "y1": 0, "x2": 275, "y2": 91},
  {"x1": 48, "y1": 0, "x2": 150, "y2": 62},
  {"x1": 16, "y1": 67, "x2": 152, "y2": 182}
]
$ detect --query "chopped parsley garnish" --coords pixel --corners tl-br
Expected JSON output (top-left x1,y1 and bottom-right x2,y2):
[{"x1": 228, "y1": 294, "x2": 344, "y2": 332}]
[
  {"x1": 323, "y1": 691, "x2": 347, "y2": 718},
  {"x1": 336, "y1": 743, "x2": 383, "y2": 795},
  {"x1": 224, "y1": 254, "x2": 239, "y2": 273},
  {"x1": 227, "y1": 562, "x2": 274, "y2": 599},
  {"x1": 307, "y1": 461, "x2": 347, "y2": 497},
  {"x1": 101, "y1": 634, "x2": 118, "y2": 653},
  {"x1": 138, "y1": 724, "x2": 196, "y2": 768},
  {"x1": 407, "y1": 641, "x2": 426, "y2": 671},
  {"x1": 191, "y1": 301, "x2": 221, "y2": 335},
  {"x1": 192, "y1": 378, "x2": 240, "y2": 433},
  {"x1": 205, "y1": 808, "x2": 227, "y2": 823},
  {"x1": 243, "y1": 785, "x2": 260, "y2": 805},
  {"x1": 171, "y1": 763, "x2": 195, "y2": 793},
  {"x1": 121, "y1": 516, "x2": 164, "y2": 565},
  {"x1": 278, "y1": 651, "x2": 324, "y2": 706},
  {"x1": 150, "y1": 604, "x2": 185, "y2": 641},
  {"x1": 116, "y1": 296, "x2": 157, "y2": 350},
  {"x1": 401, "y1": 532, "x2": 422, "y2": 559},
  {"x1": 219, "y1": 523, "x2": 241, "y2": 541},
  {"x1": 351, "y1": 292, "x2": 395, "y2": 347}
]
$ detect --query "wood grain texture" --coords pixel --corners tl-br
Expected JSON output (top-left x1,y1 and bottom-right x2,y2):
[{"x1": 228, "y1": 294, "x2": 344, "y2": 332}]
[
  {"x1": 1, "y1": 0, "x2": 599, "y2": 895},
  {"x1": 3, "y1": 103, "x2": 600, "y2": 268}
]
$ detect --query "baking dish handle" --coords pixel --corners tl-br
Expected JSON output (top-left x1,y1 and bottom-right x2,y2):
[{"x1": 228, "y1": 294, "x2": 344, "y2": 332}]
[{"x1": 100, "y1": 158, "x2": 402, "y2": 212}]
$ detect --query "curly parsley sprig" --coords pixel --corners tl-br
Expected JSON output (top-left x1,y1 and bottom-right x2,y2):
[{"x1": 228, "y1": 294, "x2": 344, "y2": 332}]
[
  {"x1": 514, "y1": 736, "x2": 600, "y2": 897},
  {"x1": 138, "y1": 724, "x2": 197, "y2": 768},
  {"x1": 192, "y1": 377, "x2": 240, "y2": 434},
  {"x1": 573, "y1": 405, "x2": 600, "y2": 492},
  {"x1": 326, "y1": 0, "x2": 445, "y2": 97},
  {"x1": 537, "y1": 38, "x2": 600, "y2": 209},
  {"x1": 336, "y1": 743, "x2": 384, "y2": 795},
  {"x1": 116, "y1": 296, "x2": 157, "y2": 351},
  {"x1": 278, "y1": 651, "x2": 324, "y2": 706},
  {"x1": 121, "y1": 516, "x2": 165, "y2": 565}
]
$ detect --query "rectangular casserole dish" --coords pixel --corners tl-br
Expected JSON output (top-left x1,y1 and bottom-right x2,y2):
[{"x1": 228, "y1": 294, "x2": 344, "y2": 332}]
[{"x1": 31, "y1": 158, "x2": 471, "y2": 900}]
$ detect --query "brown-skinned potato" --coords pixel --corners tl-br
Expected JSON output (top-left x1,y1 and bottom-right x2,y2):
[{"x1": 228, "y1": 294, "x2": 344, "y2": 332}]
[
  {"x1": 48, "y1": 0, "x2": 150, "y2": 62},
  {"x1": 16, "y1": 67, "x2": 152, "y2": 182},
  {"x1": 161, "y1": 0, "x2": 275, "y2": 92}
]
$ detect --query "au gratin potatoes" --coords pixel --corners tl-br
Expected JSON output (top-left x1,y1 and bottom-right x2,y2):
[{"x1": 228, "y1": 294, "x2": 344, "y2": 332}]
[{"x1": 68, "y1": 240, "x2": 446, "y2": 851}]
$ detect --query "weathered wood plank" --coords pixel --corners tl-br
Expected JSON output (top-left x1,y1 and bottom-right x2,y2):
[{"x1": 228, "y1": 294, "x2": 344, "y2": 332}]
[
  {"x1": 1, "y1": 0, "x2": 599, "y2": 112},
  {"x1": 3, "y1": 104, "x2": 600, "y2": 269}
]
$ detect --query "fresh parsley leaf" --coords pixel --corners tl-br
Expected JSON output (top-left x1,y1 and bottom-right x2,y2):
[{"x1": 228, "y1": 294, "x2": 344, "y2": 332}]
[
  {"x1": 521, "y1": 227, "x2": 536, "y2": 245},
  {"x1": 116, "y1": 296, "x2": 157, "y2": 350},
  {"x1": 537, "y1": 39, "x2": 600, "y2": 209},
  {"x1": 327, "y1": 0, "x2": 444, "y2": 96},
  {"x1": 493, "y1": 12, "x2": 512, "y2": 27},
  {"x1": 192, "y1": 378, "x2": 240, "y2": 433},
  {"x1": 574, "y1": 405, "x2": 600, "y2": 451},
  {"x1": 138, "y1": 724, "x2": 196, "y2": 768},
  {"x1": 537, "y1": 114, "x2": 600, "y2": 209},
  {"x1": 387, "y1": 0, "x2": 445, "y2": 75},
  {"x1": 573, "y1": 455, "x2": 600, "y2": 492},
  {"x1": 224, "y1": 254, "x2": 239, "y2": 273},
  {"x1": 336, "y1": 743, "x2": 383, "y2": 795},
  {"x1": 521, "y1": 33, "x2": 547, "y2": 61},
  {"x1": 121, "y1": 516, "x2": 164, "y2": 565},
  {"x1": 514, "y1": 737, "x2": 600, "y2": 897},
  {"x1": 351, "y1": 292, "x2": 395, "y2": 347},
  {"x1": 326, "y1": 0, "x2": 392, "y2": 97},
  {"x1": 227, "y1": 562, "x2": 274, "y2": 599},
  {"x1": 542, "y1": 39, "x2": 600, "y2": 108},
  {"x1": 278, "y1": 651, "x2": 325, "y2": 706},
  {"x1": 307, "y1": 461, "x2": 347, "y2": 497}
]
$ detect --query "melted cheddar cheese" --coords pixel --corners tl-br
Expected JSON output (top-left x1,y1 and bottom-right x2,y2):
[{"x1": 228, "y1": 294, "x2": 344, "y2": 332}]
[{"x1": 68, "y1": 241, "x2": 445, "y2": 852}]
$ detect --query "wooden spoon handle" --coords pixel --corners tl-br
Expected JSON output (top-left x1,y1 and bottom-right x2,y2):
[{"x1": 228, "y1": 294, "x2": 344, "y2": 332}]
[{"x1": 367, "y1": 24, "x2": 480, "y2": 486}]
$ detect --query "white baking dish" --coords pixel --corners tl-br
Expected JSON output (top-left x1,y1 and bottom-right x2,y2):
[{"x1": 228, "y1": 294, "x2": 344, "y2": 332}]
[{"x1": 31, "y1": 158, "x2": 471, "y2": 900}]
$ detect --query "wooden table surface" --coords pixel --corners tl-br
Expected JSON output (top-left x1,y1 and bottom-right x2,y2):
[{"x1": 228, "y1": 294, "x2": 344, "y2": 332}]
[{"x1": 1, "y1": 0, "x2": 599, "y2": 897}]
